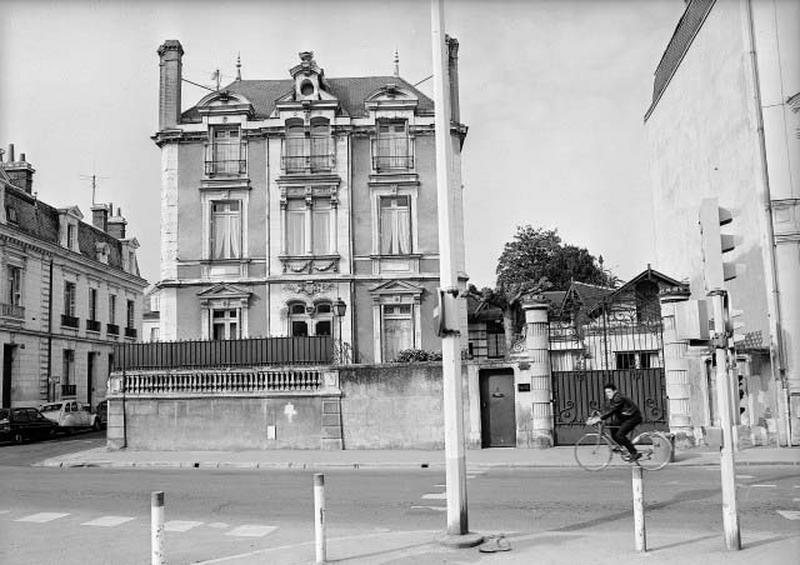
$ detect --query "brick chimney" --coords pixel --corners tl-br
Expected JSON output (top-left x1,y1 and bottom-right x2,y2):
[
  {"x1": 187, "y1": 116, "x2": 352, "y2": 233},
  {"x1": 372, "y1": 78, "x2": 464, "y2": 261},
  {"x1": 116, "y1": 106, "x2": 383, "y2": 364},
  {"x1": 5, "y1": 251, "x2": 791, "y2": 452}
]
[
  {"x1": 2, "y1": 144, "x2": 36, "y2": 194},
  {"x1": 446, "y1": 36, "x2": 460, "y2": 124},
  {"x1": 107, "y1": 207, "x2": 127, "y2": 239},
  {"x1": 158, "y1": 40, "x2": 184, "y2": 131},
  {"x1": 91, "y1": 202, "x2": 110, "y2": 232}
]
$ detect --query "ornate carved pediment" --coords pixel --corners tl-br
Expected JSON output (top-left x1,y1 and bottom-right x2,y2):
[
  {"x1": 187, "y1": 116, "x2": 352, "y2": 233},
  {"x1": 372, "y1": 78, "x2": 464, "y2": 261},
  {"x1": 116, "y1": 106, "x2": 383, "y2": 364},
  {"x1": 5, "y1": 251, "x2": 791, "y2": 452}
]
[
  {"x1": 196, "y1": 91, "x2": 254, "y2": 117},
  {"x1": 287, "y1": 280, "x2": 334, "y2": 297},
  {"x1": 369, "y1": 279, "x2": 425, "y2": 303},
  {"x1": 197, "y1": 283, "x2": 252, "y2": 309},
  {"x1": 365, "y1": 83, "x2": 419, "y2": 111}
]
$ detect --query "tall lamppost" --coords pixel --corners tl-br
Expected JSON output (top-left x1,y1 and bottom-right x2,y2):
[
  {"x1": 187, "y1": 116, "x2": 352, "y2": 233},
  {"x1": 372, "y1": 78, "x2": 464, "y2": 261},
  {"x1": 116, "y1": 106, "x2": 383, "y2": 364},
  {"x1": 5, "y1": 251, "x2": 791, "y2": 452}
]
[{"x1": 333, "y1": 298, "x2": 347, "y2": 363}]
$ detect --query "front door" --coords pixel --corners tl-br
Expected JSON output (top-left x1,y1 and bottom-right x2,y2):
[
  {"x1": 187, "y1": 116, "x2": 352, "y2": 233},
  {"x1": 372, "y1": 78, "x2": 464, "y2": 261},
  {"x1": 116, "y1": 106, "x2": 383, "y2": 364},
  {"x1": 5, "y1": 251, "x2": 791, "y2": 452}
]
[
  {"x1": 2, "y1": 345, "x2": 14, "y2": 409},
  {"x1": 479, "y1": 369, "x2": 516, "y2": 447}
]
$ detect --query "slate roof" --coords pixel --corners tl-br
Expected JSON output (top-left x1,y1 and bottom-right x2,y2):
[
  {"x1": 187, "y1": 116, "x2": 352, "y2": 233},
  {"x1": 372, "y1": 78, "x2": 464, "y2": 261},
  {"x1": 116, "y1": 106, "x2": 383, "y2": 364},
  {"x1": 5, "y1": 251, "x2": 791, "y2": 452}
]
[
  {"x1": 3, "y1": 184, "x2": 125, "y2": 271},
  {"x1": 181, "y1": 76, "x2": 435, "y2": 122}
]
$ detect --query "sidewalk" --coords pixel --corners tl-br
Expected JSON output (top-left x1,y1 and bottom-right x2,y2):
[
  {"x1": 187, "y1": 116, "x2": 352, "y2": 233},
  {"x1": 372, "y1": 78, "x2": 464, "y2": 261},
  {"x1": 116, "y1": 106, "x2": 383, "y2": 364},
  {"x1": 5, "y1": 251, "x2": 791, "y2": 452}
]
[
  {"x1": 34, "y1": 443, "x2": 799, "y2": 470},
  {"x1": 190, "y1": 527, "x2": 799, "y2": 564}
]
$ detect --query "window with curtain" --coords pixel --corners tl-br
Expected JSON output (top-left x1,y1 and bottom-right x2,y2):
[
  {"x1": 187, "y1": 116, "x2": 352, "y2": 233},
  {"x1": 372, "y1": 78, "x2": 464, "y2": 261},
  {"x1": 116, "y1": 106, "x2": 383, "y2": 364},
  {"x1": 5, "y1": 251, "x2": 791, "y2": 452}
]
[
  {"x1": 63, "y1": 282, "x2": 76, "y2": 316},
  {"x1": 379, "y1": 195, "x2": 411, "y2": 255},
  {"x1": 212, "y1": 127, "x2": 242, "y2": 175},
  {"x1": 286, "y1": 200, "x2": 306, "y2": 255},
  {"x1": 382, "y1": 304, "x2": 414, "y2": 362},
  {"x1": 312, "y1": 199, "x2": 331, "y2": 255},
  {"x1": 210, "y1": 200, "x2": 242, "y2": 259},
  {"x1": 375, "y1": 120, "x2": 411, "y2": 170},
  {"x1": 7, "y1": 265, "x2": 21, "y2": 306},
  {"x1": 310, "y1": 118, "x2": 331, "y2": 171},
  {"x1": 284, "y1": 119, "x2": 306, "y2": 172},
  {"x1": 126, "y1": 299, "x2": 135, "y2": 329}
]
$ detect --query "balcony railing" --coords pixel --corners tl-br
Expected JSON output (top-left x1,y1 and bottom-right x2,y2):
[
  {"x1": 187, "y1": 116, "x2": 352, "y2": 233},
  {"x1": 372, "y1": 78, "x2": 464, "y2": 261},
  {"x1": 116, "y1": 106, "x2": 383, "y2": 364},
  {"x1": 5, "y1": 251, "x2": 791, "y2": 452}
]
[
  {"x1": 281, "y1": 152, "x2": 335, "y2": 173},
  {"x1": 107, "y1": 323, "x2": 119, "y2": 336},
  {"x1": 372, "y1": 154, "x2": 414, "y2": 172},
  {"x1": 118, "y1": 368, "x2": 324, "y2": 395},
  {"x1": 205, "y1": 159, "x2": 247, "y2": 177},
  {"x1": 61, "y1": 384, "x2": 76, "y2": 397},
  {"x1": 0, "y1": 302, "x2": 25, "y2": 319},
  {"x1": 86, "y1": 319, "x2": 101, "y2": 332},
  {"x1": 125, "y1": 327, "x2": 138, "y2": 339},
  {"x1": 205, "y1": 139, "x2": 247, "y2": 177},
  {"x1": 61, "y1": 314, "x2": 79, "y2": 329}
]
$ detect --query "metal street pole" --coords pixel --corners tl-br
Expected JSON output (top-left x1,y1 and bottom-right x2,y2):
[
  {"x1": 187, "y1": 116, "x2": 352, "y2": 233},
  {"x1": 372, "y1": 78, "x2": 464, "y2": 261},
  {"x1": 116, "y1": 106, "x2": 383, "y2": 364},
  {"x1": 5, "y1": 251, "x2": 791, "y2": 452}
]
[
  {"x1": 709, "y1": 289, "x2": 741, "y2": 550},
  {"x1": 431, "y1": 0, "x2": 479, "y2": 547}
]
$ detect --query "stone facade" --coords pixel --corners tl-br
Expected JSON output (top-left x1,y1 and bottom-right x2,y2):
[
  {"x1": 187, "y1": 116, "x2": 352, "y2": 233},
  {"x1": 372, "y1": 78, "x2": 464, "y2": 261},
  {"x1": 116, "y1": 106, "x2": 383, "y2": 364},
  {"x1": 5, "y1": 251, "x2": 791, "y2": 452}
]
[
  {"x1": 153, "y1": 40, "x2": 468, "y2": 364},
  {"x1": 0, "y1": 146, "x2": 147, "y2": 409}
]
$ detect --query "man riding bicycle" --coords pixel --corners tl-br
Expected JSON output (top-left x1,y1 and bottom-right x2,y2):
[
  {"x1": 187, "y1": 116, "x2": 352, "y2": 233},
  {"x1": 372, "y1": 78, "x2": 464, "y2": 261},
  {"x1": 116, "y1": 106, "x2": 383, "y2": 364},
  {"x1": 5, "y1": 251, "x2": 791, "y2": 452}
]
[{"x1": 588, "y1": 383, "x2": 643, "y2": 461}]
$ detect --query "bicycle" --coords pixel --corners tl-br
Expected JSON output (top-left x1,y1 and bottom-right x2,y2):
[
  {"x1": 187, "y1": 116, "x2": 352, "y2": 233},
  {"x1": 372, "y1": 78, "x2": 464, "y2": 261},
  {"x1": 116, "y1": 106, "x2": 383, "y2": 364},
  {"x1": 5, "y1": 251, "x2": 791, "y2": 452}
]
[{"x1": 574, "y1": 410, "x2": 673, "y2": 471}]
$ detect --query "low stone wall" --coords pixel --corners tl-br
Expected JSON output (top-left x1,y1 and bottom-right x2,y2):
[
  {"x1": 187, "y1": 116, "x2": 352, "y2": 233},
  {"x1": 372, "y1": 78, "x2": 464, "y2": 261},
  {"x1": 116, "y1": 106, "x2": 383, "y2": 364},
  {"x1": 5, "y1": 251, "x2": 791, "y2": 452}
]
[{"x1": 339, "y1": 362, "x2": 477, "y2": 450}]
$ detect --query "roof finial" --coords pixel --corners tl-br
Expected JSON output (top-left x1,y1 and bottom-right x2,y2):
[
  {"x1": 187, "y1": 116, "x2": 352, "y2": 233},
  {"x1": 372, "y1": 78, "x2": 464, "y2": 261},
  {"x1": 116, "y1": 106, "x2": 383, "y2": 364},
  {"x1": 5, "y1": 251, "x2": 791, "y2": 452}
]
[
  {"x1": 393, "y1": 48, "x2": 400, "y2": 77},
  {"x1": 236, "y1": 52, "x2": 242, "y2": 81}
]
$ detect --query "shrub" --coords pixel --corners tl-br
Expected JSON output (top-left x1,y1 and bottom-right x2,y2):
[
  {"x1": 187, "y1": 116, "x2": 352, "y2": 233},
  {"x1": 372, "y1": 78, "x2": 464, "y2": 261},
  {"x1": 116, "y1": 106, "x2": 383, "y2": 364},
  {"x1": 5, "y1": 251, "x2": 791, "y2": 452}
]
[{"x1": 392, "y1": 349, "x2": 443, "y2": 363}]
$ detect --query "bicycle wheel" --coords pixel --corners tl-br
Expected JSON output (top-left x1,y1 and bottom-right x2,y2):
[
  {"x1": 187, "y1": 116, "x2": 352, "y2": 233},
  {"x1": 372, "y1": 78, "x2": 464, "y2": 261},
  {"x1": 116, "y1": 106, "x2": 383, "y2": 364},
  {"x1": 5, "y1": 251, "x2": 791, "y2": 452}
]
[
  {"x1": 633, "y1": 432, "x2": 672, "y2": 471},
  {"x1": 574, "y1": 433, "x2": 613, "y2": 471}
]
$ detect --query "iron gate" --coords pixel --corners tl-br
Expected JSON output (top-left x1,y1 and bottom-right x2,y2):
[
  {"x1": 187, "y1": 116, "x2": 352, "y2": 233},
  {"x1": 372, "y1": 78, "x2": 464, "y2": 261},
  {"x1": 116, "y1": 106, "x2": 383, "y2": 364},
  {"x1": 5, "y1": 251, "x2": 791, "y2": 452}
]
[{"x1": 549, "y1": 303, "x2": 668, "y2": 445}]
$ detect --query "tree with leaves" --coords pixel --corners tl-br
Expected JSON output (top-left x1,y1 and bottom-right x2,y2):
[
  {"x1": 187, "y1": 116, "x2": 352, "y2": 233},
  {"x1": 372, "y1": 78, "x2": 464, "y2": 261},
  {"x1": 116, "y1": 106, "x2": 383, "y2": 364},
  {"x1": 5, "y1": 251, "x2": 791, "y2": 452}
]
[{"x1": 471, "y1": 226, "x2": 613, "y2": 353}]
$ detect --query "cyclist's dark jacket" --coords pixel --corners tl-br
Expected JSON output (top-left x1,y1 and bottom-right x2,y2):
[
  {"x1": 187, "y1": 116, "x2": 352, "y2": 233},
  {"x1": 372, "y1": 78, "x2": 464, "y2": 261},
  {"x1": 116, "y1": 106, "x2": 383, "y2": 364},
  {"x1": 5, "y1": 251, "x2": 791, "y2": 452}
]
[{"x1": 600, "y1": 392, "x2": 641, "y2": 426}]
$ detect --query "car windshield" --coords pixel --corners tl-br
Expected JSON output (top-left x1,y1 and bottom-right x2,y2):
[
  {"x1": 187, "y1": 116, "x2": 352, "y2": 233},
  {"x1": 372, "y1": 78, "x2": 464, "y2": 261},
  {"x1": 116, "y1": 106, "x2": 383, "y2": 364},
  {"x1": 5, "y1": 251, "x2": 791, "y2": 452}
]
[
  {"x1": 40, "y1": 403, "x2": 62, "y2": 412},
  {"x1": 0, "y1": 408, "x2": 8, "y2": 422}
]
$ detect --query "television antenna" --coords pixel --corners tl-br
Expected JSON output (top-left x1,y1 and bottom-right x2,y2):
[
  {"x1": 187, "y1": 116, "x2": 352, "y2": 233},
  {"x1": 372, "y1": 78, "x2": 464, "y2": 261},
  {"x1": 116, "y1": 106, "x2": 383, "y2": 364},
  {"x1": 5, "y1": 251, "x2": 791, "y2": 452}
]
[{"x1": 79, "y1": 172, "x2": 110, "y2": 205}]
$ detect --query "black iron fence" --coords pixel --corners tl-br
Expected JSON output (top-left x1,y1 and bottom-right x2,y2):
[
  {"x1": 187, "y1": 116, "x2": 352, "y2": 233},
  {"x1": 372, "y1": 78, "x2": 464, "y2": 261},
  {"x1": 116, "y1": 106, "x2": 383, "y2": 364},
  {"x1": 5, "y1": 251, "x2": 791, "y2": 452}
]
[{"x1": 112, "y1": 336, "x2": 333, "y2": 371}]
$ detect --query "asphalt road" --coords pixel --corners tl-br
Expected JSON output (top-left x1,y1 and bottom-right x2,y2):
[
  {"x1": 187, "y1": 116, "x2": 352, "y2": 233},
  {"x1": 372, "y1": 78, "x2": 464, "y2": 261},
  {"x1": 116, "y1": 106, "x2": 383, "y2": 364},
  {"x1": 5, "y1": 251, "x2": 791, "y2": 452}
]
[{"x1": 1, "y1": 437, "x2": 798, "y2": 564}]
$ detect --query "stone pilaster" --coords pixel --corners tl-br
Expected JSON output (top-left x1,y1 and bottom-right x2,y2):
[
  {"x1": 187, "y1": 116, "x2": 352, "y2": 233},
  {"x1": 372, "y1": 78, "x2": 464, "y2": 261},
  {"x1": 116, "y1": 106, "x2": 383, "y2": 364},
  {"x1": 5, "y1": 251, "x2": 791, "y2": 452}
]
[
  {"x1": 523, "y1": 300, "x2": 553, "y2": 448},
  {"x1": 660, "y1": 286, "x2": 694, "y2": 447}
]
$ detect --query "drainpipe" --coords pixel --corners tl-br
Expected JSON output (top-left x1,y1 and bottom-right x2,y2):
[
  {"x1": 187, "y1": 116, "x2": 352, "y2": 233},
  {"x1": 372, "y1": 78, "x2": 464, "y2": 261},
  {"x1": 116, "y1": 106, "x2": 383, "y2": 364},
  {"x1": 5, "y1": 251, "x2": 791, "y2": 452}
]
[
  {"x1": 742, "y1": 0, "x2": 790, "y2": 446},
  {"x1": 46, "y1": 258, "x2": 53, "y2": 402},
  {"x1": 347, "y1": 130, "x2": 357, "y2": 360}
]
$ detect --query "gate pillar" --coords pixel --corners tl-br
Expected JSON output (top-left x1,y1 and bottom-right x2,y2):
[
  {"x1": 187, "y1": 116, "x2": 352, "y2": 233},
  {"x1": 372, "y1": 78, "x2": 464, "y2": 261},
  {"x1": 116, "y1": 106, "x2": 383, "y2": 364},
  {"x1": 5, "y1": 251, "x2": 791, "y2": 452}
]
[
  {"x1": 660, "y1": 286, "x2": 694, "y2": 447},
  {"x1": 523, "y1": 300, "x2": 553, "y2": 448}
]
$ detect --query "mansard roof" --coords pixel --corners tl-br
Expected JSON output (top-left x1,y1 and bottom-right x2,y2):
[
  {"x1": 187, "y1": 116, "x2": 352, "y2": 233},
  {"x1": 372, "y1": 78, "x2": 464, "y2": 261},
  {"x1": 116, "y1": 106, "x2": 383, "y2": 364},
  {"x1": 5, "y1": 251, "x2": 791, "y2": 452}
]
[
  {"x1": 181, "y1": 76, "x2": 434, "y2": 122},
  {"x1": 2, "y1": 183, "x2": 127, "y2": 273}
]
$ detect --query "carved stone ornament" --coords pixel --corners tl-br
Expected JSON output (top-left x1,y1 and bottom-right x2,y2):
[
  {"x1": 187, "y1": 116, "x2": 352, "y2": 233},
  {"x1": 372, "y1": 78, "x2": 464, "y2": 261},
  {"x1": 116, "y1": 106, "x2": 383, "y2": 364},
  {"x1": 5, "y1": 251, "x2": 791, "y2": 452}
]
[{"x1": 289, "y1": 281, "x2": 334, "y2": 297}]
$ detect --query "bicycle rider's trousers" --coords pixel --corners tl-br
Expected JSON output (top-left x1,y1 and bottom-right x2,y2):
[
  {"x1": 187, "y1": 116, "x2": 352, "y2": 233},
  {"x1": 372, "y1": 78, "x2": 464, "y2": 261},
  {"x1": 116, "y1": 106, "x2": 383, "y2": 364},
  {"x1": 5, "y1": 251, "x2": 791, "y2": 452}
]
[{"x1": 612, "y1": 415, "x2": 642, "y2": 455}]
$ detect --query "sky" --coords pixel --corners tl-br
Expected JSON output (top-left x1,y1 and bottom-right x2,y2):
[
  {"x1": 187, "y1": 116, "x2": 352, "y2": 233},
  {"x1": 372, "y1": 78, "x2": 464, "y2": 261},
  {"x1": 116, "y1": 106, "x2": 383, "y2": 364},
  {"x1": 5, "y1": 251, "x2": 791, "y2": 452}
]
[{"x1": 0, "y1": 0, "x2": 685, "y2": 288}]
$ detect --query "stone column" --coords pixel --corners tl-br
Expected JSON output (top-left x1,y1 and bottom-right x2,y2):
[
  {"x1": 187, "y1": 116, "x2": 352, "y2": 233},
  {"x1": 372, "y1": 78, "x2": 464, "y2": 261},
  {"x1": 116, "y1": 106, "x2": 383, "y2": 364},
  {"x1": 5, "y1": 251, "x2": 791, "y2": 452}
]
[
  {"x1": 660, "y1": 286, "x2": 694, "y2": 446},
  {"x1": 524, "y1": 300, "x2": 553, "y2": 448}
]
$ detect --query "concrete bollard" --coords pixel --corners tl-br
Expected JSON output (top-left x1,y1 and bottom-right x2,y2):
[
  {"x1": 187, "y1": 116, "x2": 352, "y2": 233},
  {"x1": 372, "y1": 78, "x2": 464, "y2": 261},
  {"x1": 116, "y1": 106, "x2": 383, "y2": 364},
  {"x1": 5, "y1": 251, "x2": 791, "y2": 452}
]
[
  {"x1": 314, "y1": 473, "x2": 326, "y2": 564},
  {"x1": 632, "y1": 466, "x2": 646, "y2": 552},
  {"x1": 151, "y1": 491, "x2": 166, "y2": 565}
]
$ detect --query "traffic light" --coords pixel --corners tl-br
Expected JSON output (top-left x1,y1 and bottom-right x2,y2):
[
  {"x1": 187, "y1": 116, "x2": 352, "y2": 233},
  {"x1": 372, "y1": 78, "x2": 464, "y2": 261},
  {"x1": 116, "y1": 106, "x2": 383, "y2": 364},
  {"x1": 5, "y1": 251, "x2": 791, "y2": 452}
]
[
  {"x1": 699, "y1": 198, "x2": 737, "y2": 291},
  {"x1": 729, "y1": 308, "x2": 746, "y2": 345},
  {"x1": 737, "y1": 374, "x2": 746, "y2": 415}
]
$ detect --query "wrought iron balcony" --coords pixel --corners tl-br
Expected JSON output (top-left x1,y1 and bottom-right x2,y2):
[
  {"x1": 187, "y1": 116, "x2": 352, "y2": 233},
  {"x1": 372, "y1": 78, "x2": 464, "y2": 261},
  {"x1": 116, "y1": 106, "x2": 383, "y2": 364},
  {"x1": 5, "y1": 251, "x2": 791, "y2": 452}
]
[
  {"x1": 124, "y1": 327, "x2": 138, "y2": 339},
  {"x1": 371, "y1": 154, "x2": 414, "y2": 172},
  {"x1": 61, "y1": 384, "x2": 76, "y2": 397},
  {"x1": 0, "y1": 302, "x2": 25, "y2": 319},
  {"x1": 61, "y1": 314, "x2": 79, "y2": 329},
  {"x1": 107, "y1": 323, "x2": 119, "y2": 336},
  {"x1": 86, "y1": 319, "x2": 101, "y2": 332},
  {"x1": 280, "y1": 152, "x2": 335, "y2": 174},
  {"x1": 204, "y1": 159, "x2": 247, "y2": 177}
]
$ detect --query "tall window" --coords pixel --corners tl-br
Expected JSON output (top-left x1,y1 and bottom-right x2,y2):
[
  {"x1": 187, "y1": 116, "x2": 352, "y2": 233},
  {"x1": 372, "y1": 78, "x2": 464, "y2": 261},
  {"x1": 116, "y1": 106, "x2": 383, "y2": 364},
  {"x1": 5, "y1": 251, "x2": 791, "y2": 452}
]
[
  {"x1": 64, "y1": 282, "x2": 76, "y2": 316},
  {"x1": 7, "y1": 265, "x2": 21, "y2": 306},
  {"x1": 210, "y1": 127, "x2": 244, "y2": 175},
  {"x1": 108, "y1": 294, "x2": 117, "y2": 325},
  {"x1": 66, "y1": 224, "x2": 76, "y2": 250},
  {"x1": 284, "y1": 120, "x2": 306, "y2": 173},
  {"x1": 210, "y1": 200, "x2": 242, "y2": 259},
  {"x1": 88, "y1": 288, "x2": 97, "y2": 321},
  {"x1": 62, "y1": 349, "x2": 75, "y2": 387},
  {"x1": 286, "y1": 198, "x2": 332, "y2": 256},
  {"x1": 126, "y1": 299, "x2": 135, "y2": 329},
  {"x1": 374, "y1": 120, "x2": 411, "y2": 171},
  {"x1": 379, "y1": 195, "x2": 411, "y2": 254},
  {"x1": 310, "y1": 118, "x2": 332, "y2": 171},
  {"x1": 382, "y1": 304, "x2": 414, "y2": 362},
  {"x1": 212, "y1": 309, "x2": 239, "y2": 340}
]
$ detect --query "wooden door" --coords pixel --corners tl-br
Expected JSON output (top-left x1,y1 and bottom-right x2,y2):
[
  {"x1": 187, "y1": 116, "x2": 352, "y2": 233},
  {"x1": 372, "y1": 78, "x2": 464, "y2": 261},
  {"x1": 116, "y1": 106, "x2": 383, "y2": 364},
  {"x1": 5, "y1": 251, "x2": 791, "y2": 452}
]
[{"x1": 480, "y1": 369, "x2": 516, "y2": 447}]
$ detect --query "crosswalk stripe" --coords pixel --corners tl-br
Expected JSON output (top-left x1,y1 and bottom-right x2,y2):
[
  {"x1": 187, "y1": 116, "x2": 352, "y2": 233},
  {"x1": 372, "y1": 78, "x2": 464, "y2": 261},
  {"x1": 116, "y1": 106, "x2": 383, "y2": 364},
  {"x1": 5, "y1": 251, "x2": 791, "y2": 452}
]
[
  {"x1": 165, "y1": 520, "x2": 204, "y2": 532},
  {"x1": 422, "y1": 493, "x2": 446, "y2": 500},
  {"x1": 735, "y1": 475, "x2": 755, "y2": 479},
  {"x1": 410, "y1": 505, "x2": 446, "y2": 512},
  {"x1": 777, "y1": 510, "x2": 800, "y2": 520},
  {"x1": 751, "y1": 484, "x2": 777, "y2": 488},
  {"x1": 208, "y1": 522, "x2": 229, "y2": 529},
  {"x1": 82, "y1": 516, "x2": 135, "y2": 527},
  {"x1": 225, "y1": 525, "x2": 276, "y2": 537},
  {"x1": 15, "y1": 512, "x2": 70, "y2": 523}
]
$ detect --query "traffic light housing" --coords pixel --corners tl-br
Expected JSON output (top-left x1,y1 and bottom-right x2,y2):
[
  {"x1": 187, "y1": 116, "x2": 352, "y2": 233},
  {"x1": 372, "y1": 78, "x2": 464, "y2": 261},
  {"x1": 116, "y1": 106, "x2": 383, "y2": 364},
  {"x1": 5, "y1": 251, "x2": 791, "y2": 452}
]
[{"x1": 699, "y1": 198, "x2": 737, "y2": 291}]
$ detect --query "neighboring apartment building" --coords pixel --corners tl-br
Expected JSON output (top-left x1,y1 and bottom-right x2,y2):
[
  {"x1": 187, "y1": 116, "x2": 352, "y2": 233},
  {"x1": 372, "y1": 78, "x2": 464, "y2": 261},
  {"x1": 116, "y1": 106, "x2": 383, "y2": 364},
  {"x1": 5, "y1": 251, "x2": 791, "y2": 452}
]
[
  {"x1": 645, "y1": 0, "x2": 800, "y2": 445},
  {"x1": 153, "y1": 40, "x2": 468, "y2": 363},
  {"x1": 142, "y1": 286, "x2": 161, "y2": 342},
  {"x1": 0, "y1": 145, "x2": 147, "y2": 409}
]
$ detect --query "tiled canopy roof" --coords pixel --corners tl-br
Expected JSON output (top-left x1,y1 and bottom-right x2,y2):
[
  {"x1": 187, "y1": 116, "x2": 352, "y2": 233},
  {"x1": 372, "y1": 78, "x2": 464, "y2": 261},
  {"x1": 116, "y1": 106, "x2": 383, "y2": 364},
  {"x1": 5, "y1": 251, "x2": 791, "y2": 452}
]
[{"x1": 181, "y1": 76, "x2": 435, "y2": 122}]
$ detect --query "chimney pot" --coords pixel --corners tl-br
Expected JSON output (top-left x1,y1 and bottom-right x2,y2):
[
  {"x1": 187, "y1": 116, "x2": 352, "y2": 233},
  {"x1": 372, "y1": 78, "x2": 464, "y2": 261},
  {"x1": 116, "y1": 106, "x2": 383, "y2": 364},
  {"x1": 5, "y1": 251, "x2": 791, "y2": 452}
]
[
  {"x1": 158, "y1": 39, "x2": 184, "y2": 131},
  {"x1": 8, "y1": 144, "x2": 15, "y2": 162},
  {"x1": 20, "y1": 153, "x2": 25, "y2": 162}
]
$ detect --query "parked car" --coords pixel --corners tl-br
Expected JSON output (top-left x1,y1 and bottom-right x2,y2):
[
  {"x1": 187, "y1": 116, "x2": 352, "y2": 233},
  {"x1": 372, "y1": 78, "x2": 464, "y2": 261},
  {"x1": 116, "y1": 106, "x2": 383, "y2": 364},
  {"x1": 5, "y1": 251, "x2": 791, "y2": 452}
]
[
  {"x1": 95, "y1": 399, "x2": 107, "y2": 429},
  {"x1": 39, "y1": 400, "x2": 101, "y2": 431},
  {"x1": 0, "y1": 407, "x2": 59, "y2": 443}
]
